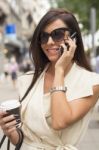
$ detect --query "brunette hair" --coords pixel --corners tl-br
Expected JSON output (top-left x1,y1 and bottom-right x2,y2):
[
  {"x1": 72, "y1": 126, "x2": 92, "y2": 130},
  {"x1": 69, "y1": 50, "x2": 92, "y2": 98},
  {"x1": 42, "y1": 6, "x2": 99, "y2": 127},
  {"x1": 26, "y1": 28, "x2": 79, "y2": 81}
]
[{"x1": 20, "y1": 8, "x2": 92, "y2": 102}]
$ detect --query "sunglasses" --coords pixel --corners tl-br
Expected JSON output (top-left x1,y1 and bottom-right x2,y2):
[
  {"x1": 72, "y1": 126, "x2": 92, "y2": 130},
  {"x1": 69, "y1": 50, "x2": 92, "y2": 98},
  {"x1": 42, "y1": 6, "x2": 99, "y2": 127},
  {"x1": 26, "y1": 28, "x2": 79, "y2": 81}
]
[{"x1": 39, "y1": 27, "x2": 71, "y2": 44}]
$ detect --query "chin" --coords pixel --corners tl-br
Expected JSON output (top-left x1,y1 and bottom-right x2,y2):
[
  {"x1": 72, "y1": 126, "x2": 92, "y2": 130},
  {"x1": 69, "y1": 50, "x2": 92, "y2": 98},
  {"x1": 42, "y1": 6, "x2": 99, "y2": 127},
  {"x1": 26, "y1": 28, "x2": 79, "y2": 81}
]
[{"x1": 48, "y1": 56, "x2": 59, "y2": 62}]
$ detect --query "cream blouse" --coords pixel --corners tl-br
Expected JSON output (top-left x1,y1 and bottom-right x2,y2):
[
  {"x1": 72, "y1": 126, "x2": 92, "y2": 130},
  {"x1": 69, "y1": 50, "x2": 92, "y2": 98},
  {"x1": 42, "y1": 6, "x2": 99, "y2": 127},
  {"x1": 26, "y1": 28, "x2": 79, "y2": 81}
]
[{"x1": 17, "y1": 62, "x2": 99, "y2": 150}]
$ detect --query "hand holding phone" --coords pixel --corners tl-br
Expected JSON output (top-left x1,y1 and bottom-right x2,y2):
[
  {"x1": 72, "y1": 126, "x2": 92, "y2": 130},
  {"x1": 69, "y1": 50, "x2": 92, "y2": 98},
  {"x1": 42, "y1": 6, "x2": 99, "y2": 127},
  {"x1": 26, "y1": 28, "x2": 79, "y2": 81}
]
[
  {"x1": 59, "y1": 44, "x2": 67, "y2": 54},
  {"x1": 59, "y1": 32, "x2": 77, "y2": 54}
]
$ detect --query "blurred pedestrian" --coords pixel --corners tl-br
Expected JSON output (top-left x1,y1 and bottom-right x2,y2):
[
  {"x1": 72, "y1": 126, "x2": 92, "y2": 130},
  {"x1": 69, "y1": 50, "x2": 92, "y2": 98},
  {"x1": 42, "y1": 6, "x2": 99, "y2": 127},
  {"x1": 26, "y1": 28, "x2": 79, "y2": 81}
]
[
  {"x1": 22, "y1": 60, "x2": 32, "y2": 73},
  {"x1": 0, "y1": 8, "x2": 99, "y2": 150},
  {"x1": 3, "y1": 59, "x2": 10, "y2": 81},
  {"x1": 9, "y1": 57, "x2": 19, "y2": 88}
]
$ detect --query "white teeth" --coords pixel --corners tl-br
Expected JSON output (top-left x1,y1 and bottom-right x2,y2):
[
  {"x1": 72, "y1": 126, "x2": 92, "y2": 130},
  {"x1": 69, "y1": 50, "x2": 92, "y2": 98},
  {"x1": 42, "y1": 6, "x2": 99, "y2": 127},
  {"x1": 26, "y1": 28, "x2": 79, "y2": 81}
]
[
  {"x1": 48, "y1": 49, "x2": 55, "y2": 51},
  {"x1": 47, "y1": 48, "x2": 59, "y2": 51}
]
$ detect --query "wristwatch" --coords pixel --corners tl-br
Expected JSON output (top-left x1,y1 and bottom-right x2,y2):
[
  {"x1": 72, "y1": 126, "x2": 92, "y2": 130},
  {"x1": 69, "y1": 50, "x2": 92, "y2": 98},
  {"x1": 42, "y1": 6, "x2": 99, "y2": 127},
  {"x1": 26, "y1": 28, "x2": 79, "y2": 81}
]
[{"x1": 50, "y1": 86, "x2": 67, "y2": 94}]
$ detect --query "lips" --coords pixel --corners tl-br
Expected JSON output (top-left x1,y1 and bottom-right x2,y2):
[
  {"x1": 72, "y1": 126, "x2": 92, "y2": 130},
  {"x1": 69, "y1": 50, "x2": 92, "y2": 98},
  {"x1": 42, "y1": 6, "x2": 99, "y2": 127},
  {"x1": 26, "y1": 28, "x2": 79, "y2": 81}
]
[
  {"x1": 47, "y1": 47, "x2": 57, "y2": 50},
  {"x1": 47, "y1": 47, "x2": 59, "y2": 51},
  {"x1": 47, "y1": 48, "x2": 59, "y2": 54}
]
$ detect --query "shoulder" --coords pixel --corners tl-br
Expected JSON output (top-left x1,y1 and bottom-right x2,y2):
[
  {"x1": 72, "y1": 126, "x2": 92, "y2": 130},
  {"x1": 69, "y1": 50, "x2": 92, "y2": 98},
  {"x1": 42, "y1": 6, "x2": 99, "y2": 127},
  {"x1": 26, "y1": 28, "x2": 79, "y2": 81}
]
[
  {"x1": 18, "y1": 71, "x2": 34, "y2": 80},
  {"x1": 19, "y1": 70, "x2": 35, "y2": 76},
  {"x1": 74, "y1": 63, "x2": 99, "y2": 84},
  {"x1": 17, "y1": 71, "x2": 35, "y2": 97},
  {"x1": 66, "y1": 63, "x2": 99, "y2": 101},
  {"x1": 17, "y1": 71, "x2": 34, "y2": 87}
]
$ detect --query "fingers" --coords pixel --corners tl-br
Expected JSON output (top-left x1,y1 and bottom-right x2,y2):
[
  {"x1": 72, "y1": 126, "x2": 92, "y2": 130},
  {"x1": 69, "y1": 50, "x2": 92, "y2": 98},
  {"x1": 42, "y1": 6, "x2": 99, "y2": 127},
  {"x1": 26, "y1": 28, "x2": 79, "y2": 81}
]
[
  {"x1": 2, "y1": 119, "x2": 17, "y2": 130},
  {"x1": 0, "y1": 110, "x2": 21, "y2": 138},
  {"x1": 64, "y1": 37, "x2": 76, "y2": 54},
  {"x1": 7, "y1": 126, "x2": 17, "y2": 134},
  {"x1": 0, "y1": 113, "x2": 17, "y2": 136},
  {"x1": 0, "y1": 111, "x2": 7, "y2": 125},
  {"x1": 0, "y1": 114, "x2": 15, "y2": 125},
  {"x1": 4, "y1": 126, "x2": 17, "y2": 136},
  {"x1": 60, "y1": 43, "x2": 67, "y2": 52},
  {"x1": 0, "y1": 110, "x2": 7, "y2": 118}
]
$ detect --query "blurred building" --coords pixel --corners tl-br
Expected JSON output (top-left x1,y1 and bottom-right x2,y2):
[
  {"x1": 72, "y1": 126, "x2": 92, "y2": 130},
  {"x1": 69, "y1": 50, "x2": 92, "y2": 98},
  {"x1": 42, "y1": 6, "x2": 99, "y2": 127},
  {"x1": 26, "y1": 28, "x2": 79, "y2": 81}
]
[{"x1": 0, "y1": 0, "x2": 52, "y2": 72}]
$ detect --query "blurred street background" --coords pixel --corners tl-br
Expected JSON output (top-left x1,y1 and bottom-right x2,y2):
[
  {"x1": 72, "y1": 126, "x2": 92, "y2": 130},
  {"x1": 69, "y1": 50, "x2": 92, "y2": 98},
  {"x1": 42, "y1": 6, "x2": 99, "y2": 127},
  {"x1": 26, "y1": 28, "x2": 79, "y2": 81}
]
[{"x1": 0, "y1": 0, "x2": 99, "y2": 150}]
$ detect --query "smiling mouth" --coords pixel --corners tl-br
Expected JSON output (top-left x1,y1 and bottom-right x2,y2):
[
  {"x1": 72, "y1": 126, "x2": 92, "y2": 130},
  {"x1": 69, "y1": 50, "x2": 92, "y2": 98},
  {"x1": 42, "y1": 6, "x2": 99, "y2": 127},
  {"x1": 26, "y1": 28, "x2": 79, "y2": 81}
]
[{"x1": 47, "y1": 47, "x2": 60, "y2": 51}]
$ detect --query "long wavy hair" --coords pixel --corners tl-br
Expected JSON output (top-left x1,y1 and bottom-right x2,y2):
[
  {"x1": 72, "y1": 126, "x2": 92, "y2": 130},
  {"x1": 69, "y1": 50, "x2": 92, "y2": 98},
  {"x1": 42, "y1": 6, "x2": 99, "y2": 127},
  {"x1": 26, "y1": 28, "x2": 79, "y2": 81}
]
[{"x1": 20, "y1": 8, "x2": 92, "y2": 102}]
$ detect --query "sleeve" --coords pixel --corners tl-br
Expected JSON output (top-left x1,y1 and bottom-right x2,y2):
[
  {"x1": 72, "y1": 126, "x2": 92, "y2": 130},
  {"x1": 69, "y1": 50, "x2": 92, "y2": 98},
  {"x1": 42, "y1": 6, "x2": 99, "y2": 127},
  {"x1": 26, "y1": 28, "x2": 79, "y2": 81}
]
[
  {"x1": 91, "y1": 72, "x2": 99, "y2": 86},
  {"x1": 66, "y1": 71, "x2": 99, "y2": 101}
]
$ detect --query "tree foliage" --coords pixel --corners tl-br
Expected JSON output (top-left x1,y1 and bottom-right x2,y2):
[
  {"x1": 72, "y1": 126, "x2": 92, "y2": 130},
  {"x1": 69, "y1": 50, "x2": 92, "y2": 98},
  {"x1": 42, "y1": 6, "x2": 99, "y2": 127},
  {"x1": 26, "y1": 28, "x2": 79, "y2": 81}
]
[{"x1": 55, "y1": 0, "x2": 99, "y2": 32}]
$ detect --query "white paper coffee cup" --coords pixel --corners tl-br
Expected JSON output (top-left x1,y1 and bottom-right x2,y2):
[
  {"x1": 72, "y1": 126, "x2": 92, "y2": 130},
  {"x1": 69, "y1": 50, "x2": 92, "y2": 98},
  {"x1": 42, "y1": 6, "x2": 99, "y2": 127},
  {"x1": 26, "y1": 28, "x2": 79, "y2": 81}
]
[{"x1": 0, "y1": 100, "x2": 21, "y2": 128}]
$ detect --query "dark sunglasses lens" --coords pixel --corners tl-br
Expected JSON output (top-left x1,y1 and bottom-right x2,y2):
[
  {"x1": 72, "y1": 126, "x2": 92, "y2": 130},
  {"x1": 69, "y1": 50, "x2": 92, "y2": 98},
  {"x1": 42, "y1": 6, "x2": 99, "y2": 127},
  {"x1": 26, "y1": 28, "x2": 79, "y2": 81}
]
[
  {"x1": 52, "y1": 29, "x2": 65, "y2": 42},
  {"x1": 40, "y1": 32, "x2": 49, "y2": 44}
]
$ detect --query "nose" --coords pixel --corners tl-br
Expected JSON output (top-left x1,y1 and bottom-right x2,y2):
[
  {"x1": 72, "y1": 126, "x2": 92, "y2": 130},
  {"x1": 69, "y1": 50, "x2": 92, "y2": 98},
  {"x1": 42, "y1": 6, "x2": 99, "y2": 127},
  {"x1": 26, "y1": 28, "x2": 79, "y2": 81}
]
[{"x1": 47, "y1": 36, "x2": 54, "y2": 44}]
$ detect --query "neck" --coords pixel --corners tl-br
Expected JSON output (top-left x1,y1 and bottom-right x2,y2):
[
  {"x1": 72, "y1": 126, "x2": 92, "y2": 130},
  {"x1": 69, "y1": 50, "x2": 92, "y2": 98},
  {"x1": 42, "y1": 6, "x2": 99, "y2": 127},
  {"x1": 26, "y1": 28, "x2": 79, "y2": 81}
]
[{"x1": 46, "y1": 62, "x2": 55, "y2": 75}]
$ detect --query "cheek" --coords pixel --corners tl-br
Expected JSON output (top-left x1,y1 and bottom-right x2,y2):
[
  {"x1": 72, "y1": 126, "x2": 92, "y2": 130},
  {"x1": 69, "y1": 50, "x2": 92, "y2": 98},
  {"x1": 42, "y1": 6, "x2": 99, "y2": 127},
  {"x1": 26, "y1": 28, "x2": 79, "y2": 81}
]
[
  {"x1": 64, "y1": 32, "x2": 70, "y2": 39},
  {"x1": 41, "y1": 44, "x2": 46, "y2": 51}
]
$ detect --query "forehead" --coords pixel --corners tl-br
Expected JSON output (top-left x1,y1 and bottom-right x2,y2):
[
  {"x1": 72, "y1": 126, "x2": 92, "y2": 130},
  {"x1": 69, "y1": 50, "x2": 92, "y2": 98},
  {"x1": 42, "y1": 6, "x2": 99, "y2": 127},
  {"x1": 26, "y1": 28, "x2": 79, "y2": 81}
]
[{"x1": 44, "y1": 19, "x2": 68, "y2": 33}]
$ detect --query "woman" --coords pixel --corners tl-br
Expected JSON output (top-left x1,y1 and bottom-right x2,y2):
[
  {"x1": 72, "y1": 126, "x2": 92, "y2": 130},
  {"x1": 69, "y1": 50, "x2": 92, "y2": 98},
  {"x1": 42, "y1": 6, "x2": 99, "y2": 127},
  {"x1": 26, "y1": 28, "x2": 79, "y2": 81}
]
[{"x1": 0, "y1": 8, "x2": 99, "y2": 150}]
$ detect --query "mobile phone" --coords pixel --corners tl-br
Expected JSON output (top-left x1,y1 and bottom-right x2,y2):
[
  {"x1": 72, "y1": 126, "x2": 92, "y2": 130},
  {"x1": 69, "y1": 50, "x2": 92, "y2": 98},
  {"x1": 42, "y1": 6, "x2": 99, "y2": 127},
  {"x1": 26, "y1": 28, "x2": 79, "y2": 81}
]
[
  {"x1": 59, "y1": 32, "x2": 77, "y2": 54},
  {"x1": 70, "y1": 32, "x2": 77, "y2": 39}
]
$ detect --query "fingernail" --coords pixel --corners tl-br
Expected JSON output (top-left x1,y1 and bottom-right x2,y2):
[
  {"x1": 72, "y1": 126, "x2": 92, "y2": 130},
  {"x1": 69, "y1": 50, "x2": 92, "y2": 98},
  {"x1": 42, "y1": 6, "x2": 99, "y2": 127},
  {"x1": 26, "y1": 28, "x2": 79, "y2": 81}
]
[
  {"x1": 16, "y1": 124, "x2": 21, "y2": 128},
  {"x1": 16, "y1": 124, "x2": 19, "y2": 128},
  {"x1": 16, "y1": 119, "x2": 21, "y2": 123}
]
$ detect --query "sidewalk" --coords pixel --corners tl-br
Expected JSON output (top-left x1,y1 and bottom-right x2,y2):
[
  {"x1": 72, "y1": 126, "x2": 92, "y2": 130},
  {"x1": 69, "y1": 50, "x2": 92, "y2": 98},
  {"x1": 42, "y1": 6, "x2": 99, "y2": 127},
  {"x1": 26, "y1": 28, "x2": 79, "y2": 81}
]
[
  {"x1": 0, "y1": 77, "x2": 18, "y2": 150},
  {"x1": 0, "y1": 77, "x2": 99, "y2": 150}
]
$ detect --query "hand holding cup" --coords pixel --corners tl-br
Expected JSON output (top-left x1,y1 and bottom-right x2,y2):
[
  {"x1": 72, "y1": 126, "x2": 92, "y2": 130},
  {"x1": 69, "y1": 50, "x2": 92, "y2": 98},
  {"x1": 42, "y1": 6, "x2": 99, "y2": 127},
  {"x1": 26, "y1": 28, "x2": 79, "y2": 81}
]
[{"x1": 0, "y1": 100, "x2": 21, "y2": 136}]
